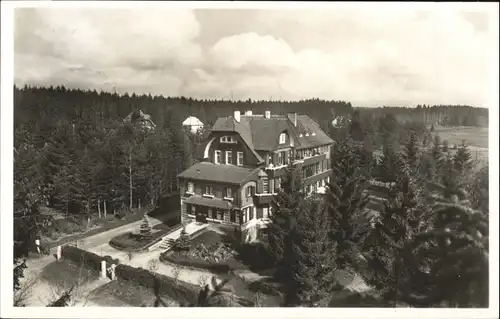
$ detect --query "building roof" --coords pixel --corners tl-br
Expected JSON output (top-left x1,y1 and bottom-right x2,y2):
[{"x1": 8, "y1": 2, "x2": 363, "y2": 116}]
[
  {"x1": 212, "y1": 113, "x2": 333, "y2": 152},
  {"x1": 177, "y1": 162, "x2": 263, "y2": 185},
  {"x1": 124, "y1": 109, "x2": 156, "y2": 129},
  {"x1": 182, "y1": 116, "x2": 204, "y2": 126}
]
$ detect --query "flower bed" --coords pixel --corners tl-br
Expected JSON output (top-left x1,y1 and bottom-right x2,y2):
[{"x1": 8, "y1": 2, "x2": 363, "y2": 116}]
[
  {"x1": 109, "y1": 230, "x2": 169, "y2": 252},
  {"x1": 160, "y1": 234, "x2": 245, "y2": 274}
]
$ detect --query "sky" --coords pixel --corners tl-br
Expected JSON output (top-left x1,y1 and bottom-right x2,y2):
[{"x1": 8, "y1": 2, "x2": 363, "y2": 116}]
[{"x1": 13, "y1": 4, "x2": 497, "y2": 107}]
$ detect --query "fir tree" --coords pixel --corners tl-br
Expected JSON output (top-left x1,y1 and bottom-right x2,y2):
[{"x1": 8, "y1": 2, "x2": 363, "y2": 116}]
[
  {"x1": 268, "y1": 165, "x2": 304, "y2": 267},
  {"x1": 290, "y1": 199, "x2": 337, "y2": 306},
  {"x1": 326, "y1": 138, "x2": 371, "y2": 270},
  {"x1": 402, "y1": 185, "x2": 488, "y2": 307},
  {"x1": 402, "y1": 131, "x2": 419, "y2": 173},
  {"x1": 453, "y1": 142, "x2": 473, "y2": 177},
  {"x1": 139, "y1": 214, "x2": 152, "y2": 238},
  {"x1": 362, "y1": 171, "x2": 423, "y2": 305}
]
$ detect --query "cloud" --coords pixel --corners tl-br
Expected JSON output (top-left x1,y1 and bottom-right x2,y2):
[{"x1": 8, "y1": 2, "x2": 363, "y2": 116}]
[
  {"x1": 14, "y1": 5, "x2": 497, "y2": 106},
  {"x1": 15, "y1": 8, "x2": 201, "y2": 95}
]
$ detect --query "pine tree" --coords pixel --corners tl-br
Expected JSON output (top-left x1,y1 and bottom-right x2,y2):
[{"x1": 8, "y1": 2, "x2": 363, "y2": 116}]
[
  {"x1": 362, "y1": 170, "x2": 423, "y2": 305},
  {"x1": 290, "y1": 199, "x2": 337, "y2": 306},
  {"x1": 326, "y1": 138, "x2": 371, "y2": 270},
  {"x1": 376, "y1": 144, "x2": 403, "y2": 185},
  {"x1": 139, "y1": 214, "x2": 152, "y2": 238},
  {"x1": 402, "y1": 185, "x2": 488, "y2": 307},
  {"x1": 453, "y1": 142, "x2": 473, "y2": 177},
  {"x1": 268, "y1": 165, "x2": 304, "y2": 267},
  {"x1": 402, "y1": 131, "x2": 419, "y2": 173}
]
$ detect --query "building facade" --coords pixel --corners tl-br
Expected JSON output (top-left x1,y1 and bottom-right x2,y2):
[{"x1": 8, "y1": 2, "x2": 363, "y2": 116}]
[{"x1": 177, "y1": 110, "x2": 334, "y2": 242}]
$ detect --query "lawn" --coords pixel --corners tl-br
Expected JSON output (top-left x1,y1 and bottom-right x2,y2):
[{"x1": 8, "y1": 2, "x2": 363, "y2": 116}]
[
  {"x1": 109, "y1": 229, "x2": 169, "y2": 252},
  {"x1": 40, "y1": 259, "x2": 100, "y2": 291},
  {"x1": 87, "y1": 279, "x2": 179, "y2": 307}
]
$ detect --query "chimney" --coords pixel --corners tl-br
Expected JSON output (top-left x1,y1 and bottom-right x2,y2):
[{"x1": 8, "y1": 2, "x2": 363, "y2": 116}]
[
  {"x1": 264, "y1": 110, "x2": 271, "y2": 119},
  {"x1": 234, "y1": 110, "x2": 241, "y2": 123},
  {"x1": 245, "y1": 110, "x2": 253, "y2": 116},
  {"x1": 288, "y1": 113, "x2": 297, "y2": 127}
]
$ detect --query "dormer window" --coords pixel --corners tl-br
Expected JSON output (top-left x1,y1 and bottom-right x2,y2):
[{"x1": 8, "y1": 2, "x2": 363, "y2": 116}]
[
  {"x1": 299, "y1": 133, "x2": 303, "y2": 137},
  {"x1": 279, "y1": 133, "x2": 286, "y2": 144},
  {"x1": 305, "y1": 133, "x2": 310, "y2": 137},
  {"x1": 221, "y1": 136, "x2": 237, "y2": 144}
]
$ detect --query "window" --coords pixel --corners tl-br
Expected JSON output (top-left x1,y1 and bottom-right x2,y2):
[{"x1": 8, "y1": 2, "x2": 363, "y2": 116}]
[
  {"x1": 208, "y1": 208, "x2": 213, "y2": 219},
  {"x1": 237, "y1": 152, "x2": 244, "y2": 166},
  {"x1": 236, "y1": 211, "x2": 241, "y2": 224},
  {"x1": 217, "y1": 210, "x2": 223, "y2": 220},
  {"x1": 226, "y1": 187, "x2": 232, "y2": 198},
  {"x1": 277, "y1": 152, "x2": 283, "y2": 166},
  {"x1": 242, "y1": 208, "x2": 247, "y2": 223},
  {"x1": 263, "y1": 207, "x2": 269, "y2": 218},
  {"x1": 230, "y1": 210, "x2": 236, "y2": 223},
  {"x1": 224, "y1": 211, "x2": 230, "y2": 222},
  {"x1": 211, "y1": 209, "x2": 217, "y2": 219},
  {"x1": 257, "y1": 208, "x2": 263, "y2": 219},
  {"x1": 226, "y1": 151, "x2": 233, "y2": 164},
  {"x1": 267, "y1": 153, "x2": 273, "y2": 166},
  {"x1": 249, "y1": 207, "x2": 254, "y2": 220},
  {"x1": 315, "y1": 162, "x2": 320, "y2": 174},
  {"x1": 221, "y1": 136, "x2": 237, "y2": 144},
  {"x1": 274, "y1": 177, "x2": 281, "y2": 192},
  {"x1": 279, "y1": 133, "x2": 286, "y2": 144},
  {"x1": 204, "y1": 185, "x2": 213, "y2": 196},
  {"x1": 215, "y1": 150, "x2": 221, "y2": 164},
  {"x1": 191, "y1": 205, "x2": 196, "y2": 214},
  {"x1": 261, "y1": 177, "x2": 269, "y2": 193},
  {"x1": 187, "y1": 182, "x2": 194, "y2": 193},
  {"x1": 246, "y1": 186, "x2": 255, "y2": 198}
]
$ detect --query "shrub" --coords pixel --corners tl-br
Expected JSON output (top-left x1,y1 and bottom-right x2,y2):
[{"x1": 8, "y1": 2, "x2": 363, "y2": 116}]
[
  {"x1": 109, "y1": 230, "x2": 168, "y2": 252},
  {"x1": 160, "y1": 252, "x2": 231, "y2": 274},
  {"x1": 172, "y1": 226, "x2": 190, "y2": 253},
  {"x1": 114, "y1": 263, "x2": 197, "y2": 305},
  {"x1": 152, "y1": 223, "x2": 170, "y2": 231}
]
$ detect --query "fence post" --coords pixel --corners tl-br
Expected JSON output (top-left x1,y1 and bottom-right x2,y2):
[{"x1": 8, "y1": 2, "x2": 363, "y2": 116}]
[
  {"x1": 101, "y1": 260, "x2": 107, "y2": 278},
  {"x1": 110, "y1": 264, "x2": 117, "y2": 280},
  {"x1": 57, "y1": 245, "x2": 62, "y2": 261}
]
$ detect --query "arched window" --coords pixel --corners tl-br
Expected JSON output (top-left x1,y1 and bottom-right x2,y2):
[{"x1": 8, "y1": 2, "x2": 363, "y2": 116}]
[{"x1": 279, "y1": 133, "x2": 286, "y2": 144}]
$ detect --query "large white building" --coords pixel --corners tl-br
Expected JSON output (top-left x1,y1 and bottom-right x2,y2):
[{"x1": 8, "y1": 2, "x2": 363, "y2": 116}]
[{"x1": 182, "y1": 116, "x2": 204, "y2": 134}]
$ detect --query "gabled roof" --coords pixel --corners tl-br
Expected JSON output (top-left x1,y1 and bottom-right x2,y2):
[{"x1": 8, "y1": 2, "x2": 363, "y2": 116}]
[
  {"x1": 177, "y1": 162, "x2": 264, "y2": 185},
  {"x1": 182, "y1": 116, "x2": 203, "y2": 126},
  {"x1": 124, "y1": 109, "x2": 156, "y2": 129},
  {"x1": 212, "y1": 113, "x2": 333, "y2": 152}
]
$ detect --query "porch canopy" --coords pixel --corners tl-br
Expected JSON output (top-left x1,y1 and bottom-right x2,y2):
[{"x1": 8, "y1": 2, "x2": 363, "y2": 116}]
[{"x1": 183, "y1": 196, "x2": 233, "y2": 210}]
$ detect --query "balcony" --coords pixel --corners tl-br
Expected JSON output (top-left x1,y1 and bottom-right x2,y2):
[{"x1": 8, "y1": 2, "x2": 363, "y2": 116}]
[{"x1": 253, "y1": 193, "x2": 275, "y2": 205}]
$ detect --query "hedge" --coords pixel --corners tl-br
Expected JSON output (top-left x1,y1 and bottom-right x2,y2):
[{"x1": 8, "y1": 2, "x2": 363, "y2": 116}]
[
  {"x1": 61, "y1": 245, "x2": 120, "y2": 272},
  {"x1": 160, "y1": 252, "x2": 232, "y2": 274},
  {"x1": 114, "y1": 263, "x2": 198, "y2": 305}
]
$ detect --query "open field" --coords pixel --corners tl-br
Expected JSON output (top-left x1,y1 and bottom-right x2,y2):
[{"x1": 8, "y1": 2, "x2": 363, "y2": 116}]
[{"x1": 432, "y1": 125, "x2": 488, "y2": 149}]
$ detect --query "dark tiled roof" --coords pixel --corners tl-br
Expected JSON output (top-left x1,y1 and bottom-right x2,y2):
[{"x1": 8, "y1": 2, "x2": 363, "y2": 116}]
[
  {"x1": 183, "y1": 196, "x2": 232, "y2": 210},
  {"x1": 177, "y1": 162, "x2": 260, "y2": 185},
  {"x1": 212, "y1": 113, "x2": 333, "y2": 152}
]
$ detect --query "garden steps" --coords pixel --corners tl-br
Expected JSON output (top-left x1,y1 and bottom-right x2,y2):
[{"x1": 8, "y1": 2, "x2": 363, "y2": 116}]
[{"x1": 150, "y1": 222, "x2": 209, "y2": 251}]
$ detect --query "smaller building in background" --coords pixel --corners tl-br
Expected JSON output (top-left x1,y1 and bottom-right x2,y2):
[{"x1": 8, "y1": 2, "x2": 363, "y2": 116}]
[
  {"x1": 124, "y1": 109, "x2": 156, "y2": 131},
  {"x1": 182, "y1": 116, "x2": 204, "y2": 134}
]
